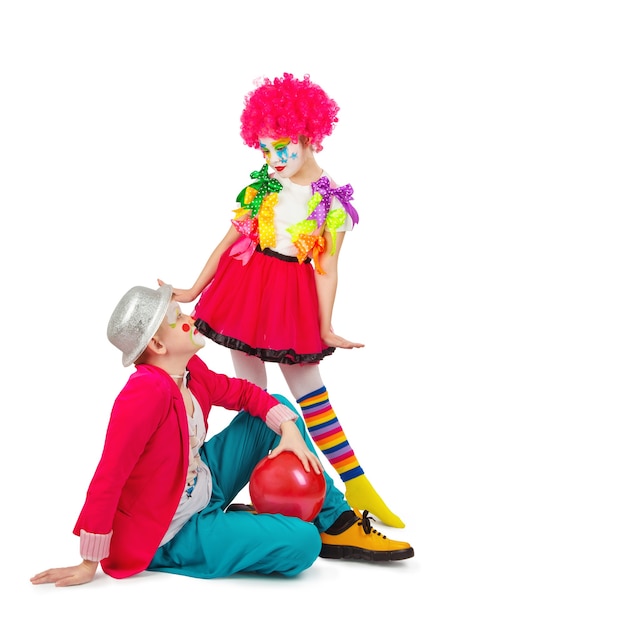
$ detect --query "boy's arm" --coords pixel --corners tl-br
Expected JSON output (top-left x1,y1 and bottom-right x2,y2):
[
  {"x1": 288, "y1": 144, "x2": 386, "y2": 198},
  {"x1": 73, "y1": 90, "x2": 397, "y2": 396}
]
[
  {"x1": 31, "y1": 373, "x2": 170, "y2": 586},
  {"x1": 190, "y1": 357, "x2": 300, "y2": 433},
  {"x1": 267, "y1": 419, "x2": 323, "y2": 474},
  {"x1": 73, "y1": 374, "x2": 169, "y2": 536}
]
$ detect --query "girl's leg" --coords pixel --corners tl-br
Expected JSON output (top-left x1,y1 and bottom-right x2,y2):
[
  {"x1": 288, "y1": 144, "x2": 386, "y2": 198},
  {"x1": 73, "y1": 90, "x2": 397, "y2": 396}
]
[
  {"x1": 279, "y1": 362, "x2": 405, "y2": 528},
  {"x1": 231, "y1": 349, "x2": 268, "y2": 389}
]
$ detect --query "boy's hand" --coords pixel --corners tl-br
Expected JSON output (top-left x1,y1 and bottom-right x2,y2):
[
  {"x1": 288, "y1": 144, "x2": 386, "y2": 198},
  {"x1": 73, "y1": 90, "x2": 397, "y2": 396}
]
[
  {"x1": 269, "y1": 421, "x2": 323, "y2": 474},
  {"x1": 30, "y1": 560, "x2": 98, "y2": 587}
]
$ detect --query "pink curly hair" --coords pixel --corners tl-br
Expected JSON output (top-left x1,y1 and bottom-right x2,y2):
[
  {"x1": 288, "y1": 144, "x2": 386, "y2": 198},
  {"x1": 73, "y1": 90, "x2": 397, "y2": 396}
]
[{"x1": 240, "y1": 73, "x2": 339, "y2": 152}]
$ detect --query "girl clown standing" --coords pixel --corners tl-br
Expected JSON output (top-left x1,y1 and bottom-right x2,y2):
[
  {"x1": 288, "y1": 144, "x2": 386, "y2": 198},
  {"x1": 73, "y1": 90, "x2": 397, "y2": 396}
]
[{"x1": 161, "y1": 73, "x2": 404, "y2": 527}]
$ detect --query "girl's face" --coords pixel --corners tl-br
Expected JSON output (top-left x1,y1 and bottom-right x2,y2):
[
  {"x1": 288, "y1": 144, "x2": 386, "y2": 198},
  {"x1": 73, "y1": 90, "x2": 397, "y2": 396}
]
[{"x1": 259, "y1": 136, "x2": 304, "y2": 179}]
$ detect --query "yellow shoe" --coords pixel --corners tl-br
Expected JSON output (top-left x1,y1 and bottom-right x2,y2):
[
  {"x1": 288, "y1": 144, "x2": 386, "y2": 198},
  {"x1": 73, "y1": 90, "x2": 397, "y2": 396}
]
[
  {"x1": 344, "y1": 474, "x2": 405, "y2": 528},
  {"x1": 320, "y1": 510, "x2": 414, "y2": 562}
]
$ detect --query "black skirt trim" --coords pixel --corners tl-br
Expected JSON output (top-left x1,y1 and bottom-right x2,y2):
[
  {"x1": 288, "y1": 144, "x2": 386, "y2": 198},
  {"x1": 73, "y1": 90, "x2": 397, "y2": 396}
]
[{"x1": 194, "y1": 318, "x2": 335, "y2": 364}]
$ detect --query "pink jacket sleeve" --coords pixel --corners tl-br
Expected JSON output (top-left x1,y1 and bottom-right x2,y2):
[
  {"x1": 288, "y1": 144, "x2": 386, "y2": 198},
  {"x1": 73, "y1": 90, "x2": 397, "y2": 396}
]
[{"x1": 187, "y1": 355, "x2": 294, "y2": 425}]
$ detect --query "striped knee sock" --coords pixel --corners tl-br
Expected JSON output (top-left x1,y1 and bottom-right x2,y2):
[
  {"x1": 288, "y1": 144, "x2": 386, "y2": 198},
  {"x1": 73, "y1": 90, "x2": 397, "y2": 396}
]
[{"x1": 297, "y1": 386, "x2": 364, "y2": 483}]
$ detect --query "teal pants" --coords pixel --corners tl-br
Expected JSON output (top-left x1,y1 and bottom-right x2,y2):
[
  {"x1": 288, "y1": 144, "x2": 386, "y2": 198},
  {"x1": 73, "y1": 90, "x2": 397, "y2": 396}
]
[{"x1": 148, "y1": 395, "x2": 350, "y2": 579}]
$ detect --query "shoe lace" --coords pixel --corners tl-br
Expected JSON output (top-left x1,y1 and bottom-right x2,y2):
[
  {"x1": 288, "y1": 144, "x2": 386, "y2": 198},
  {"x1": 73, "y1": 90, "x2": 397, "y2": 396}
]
[{"x1": 358, "y1": 510, "x2": 387, "y2": 538}]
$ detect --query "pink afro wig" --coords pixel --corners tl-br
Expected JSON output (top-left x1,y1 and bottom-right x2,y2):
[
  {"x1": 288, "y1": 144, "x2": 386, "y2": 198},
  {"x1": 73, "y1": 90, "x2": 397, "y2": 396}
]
[{"x1": 240, "y1": 73, "x2": 339, "y2": 152}]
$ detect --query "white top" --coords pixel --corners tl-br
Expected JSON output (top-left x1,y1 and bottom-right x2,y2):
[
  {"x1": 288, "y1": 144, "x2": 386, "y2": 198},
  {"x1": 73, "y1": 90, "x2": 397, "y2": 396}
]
[
  {"x1": 268, "y1": 171, "x2": 355, "y2": 256},
  {"x1": 159, "y1": 382, "x2": 212, "y2": 546}
]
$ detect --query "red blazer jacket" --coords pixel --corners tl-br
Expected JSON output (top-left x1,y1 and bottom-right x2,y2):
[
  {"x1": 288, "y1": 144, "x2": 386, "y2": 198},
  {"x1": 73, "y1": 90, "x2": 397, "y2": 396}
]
[{"x1": 73, "y1": 355, "x2": 279, "y2": 578}]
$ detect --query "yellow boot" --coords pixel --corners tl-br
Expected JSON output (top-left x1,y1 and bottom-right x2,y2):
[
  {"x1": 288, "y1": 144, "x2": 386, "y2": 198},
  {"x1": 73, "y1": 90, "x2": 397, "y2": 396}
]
[
  {"x1": 320, "y1": 509, "x2": 413, "y2": 561},
  {"x1": 344, "y1": 474, "x2": 405, "y2": 528}
]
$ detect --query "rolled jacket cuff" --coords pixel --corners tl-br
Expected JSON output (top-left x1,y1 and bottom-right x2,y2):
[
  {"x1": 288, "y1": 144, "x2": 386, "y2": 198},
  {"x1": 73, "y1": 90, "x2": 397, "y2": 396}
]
[
  {"x1": 265, "y1": 404, "x2": 299, "y2": 434},
  {"x1": 79, "y1": 529, "x2": 112, "y2": 562}
]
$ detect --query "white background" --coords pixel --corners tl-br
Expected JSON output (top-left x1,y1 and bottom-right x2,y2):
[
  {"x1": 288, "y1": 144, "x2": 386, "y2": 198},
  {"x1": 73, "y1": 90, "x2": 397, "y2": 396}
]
[{"x1": 1, "y1": 1, "x2": 625, "y2": 624}]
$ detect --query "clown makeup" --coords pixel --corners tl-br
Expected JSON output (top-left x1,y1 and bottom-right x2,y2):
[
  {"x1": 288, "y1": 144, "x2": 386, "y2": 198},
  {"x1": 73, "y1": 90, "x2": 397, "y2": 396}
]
[
  {"x1": 164, "y1": 301, "x2": 206, "y2": 348},
  {"x1": 259, "y1": 136, "x2": 304, "y2": 179},
  {"x1": 190, "y1": 323, "x2": 206, "y2": 347},
  {"x1": 165, "y1": 301, "x2": 182, "y2": 327}
]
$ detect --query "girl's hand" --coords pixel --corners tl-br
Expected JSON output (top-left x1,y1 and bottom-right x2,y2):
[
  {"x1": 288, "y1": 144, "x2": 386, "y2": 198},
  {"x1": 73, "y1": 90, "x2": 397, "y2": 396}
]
[
  {"x1": 269, "y1": 421, "x2": 323, "y2": 474},
  {"x1": 157, "y1": 279, "x2": 197, "y2": 303},
  {"x1": 321, "y1": 330, "x2": 364, "y2": 349},
  {"x1": 30, "y1": 560, "x2": 98, "y2": 587}
]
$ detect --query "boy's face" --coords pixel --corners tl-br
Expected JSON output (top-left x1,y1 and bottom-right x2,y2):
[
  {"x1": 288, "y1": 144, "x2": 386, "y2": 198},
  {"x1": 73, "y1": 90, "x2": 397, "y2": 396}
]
[
  {"x1": 158, "y1": 301, "x2": 205, "y2": 355},
  {"x1": 259, "y1": 136, "x2": 304, "y2": 179}
]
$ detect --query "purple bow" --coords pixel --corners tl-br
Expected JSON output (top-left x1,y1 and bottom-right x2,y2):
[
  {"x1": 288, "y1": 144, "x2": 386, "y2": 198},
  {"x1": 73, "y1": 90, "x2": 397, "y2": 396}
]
[{"x1": 310, "y1": 177, "x2": 359, "y2": 227}]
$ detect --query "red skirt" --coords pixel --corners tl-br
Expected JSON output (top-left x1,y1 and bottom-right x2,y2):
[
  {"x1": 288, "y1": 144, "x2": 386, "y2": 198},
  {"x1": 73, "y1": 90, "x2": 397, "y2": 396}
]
[{"x1": 193, "y1": 241, "x2": 335, "y2": 364}]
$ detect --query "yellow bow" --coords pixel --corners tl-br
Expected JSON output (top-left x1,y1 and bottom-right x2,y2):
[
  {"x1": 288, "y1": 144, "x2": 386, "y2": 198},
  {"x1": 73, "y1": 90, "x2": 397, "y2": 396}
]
[
  {"x1": 257, "y1": 193, "x2": 279, "y2": 249},
  {"x1": 286, "y1": 218, "x2": 316, "y2": 242},
  {"x1": 232, "y1": 207, "x2": 250, "y2": 221},
  {"x1": 242, "y1": 186, "x2": 258, "y2": 206}
]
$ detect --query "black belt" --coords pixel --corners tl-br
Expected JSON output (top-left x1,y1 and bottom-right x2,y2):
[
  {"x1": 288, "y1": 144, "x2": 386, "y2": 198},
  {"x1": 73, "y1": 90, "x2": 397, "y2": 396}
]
[{"x1": 256, "y1": 245, "x2": 311, "y2": 263}]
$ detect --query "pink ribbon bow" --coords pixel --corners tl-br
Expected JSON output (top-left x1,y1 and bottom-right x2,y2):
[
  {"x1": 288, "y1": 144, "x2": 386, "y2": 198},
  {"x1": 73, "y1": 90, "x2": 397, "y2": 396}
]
[{"x1": 229, "y1": 216, "x2": 259, "y2": 265}]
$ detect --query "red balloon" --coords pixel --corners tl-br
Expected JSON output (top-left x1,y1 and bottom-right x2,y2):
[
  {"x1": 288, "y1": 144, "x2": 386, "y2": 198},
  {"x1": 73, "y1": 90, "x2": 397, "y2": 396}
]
[{"x1": 249, "y1": 451, "x2": 326, "y2": 522}]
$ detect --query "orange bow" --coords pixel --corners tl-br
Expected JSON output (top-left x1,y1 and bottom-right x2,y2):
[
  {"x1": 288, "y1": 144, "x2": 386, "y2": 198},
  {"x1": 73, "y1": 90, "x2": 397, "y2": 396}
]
[{"x1": 294, "y1": 233, "x2": 327, "y2": 274}]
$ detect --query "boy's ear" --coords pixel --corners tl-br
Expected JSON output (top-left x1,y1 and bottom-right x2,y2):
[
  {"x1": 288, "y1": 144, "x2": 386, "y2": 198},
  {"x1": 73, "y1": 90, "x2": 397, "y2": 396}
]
[{"x1": 146, "y1": 335, "x2": 167, "y2": 356}]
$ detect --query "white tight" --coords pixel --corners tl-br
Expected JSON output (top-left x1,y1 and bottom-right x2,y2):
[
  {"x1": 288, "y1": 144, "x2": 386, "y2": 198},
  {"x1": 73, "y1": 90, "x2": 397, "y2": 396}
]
[{"x1": 230, "y1": 350, "x2": 324, "y2": 401}]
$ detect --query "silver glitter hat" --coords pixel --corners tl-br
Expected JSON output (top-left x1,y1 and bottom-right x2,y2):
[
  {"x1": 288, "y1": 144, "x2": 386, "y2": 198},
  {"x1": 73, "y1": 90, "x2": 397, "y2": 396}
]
[{"x1": 107, "y1": 284, "x2": 173, "y2": 367}]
